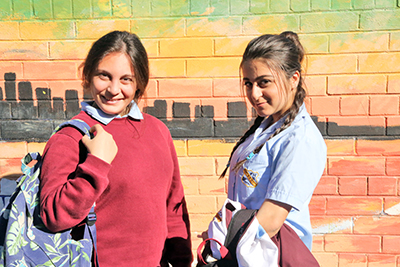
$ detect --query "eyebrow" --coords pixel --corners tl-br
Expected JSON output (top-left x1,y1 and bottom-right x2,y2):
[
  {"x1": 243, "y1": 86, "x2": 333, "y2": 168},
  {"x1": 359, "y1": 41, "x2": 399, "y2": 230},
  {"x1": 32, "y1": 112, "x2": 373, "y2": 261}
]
[{"x1": 243, "y1": 75, "x2": 274, "y2": 81}]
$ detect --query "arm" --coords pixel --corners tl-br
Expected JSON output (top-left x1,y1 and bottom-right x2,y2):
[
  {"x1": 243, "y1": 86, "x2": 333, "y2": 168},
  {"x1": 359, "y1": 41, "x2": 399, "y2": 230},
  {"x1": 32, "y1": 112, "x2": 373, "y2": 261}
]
[{"x1": 256, "y1": 199, "x2": 291, "y2": 238}]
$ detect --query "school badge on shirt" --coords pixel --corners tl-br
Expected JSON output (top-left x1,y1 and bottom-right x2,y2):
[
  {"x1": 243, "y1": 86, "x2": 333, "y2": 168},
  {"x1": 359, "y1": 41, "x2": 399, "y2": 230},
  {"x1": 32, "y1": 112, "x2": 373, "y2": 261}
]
[{"x1": 241, "y1": 168, "x2": 259, "y2": 188}]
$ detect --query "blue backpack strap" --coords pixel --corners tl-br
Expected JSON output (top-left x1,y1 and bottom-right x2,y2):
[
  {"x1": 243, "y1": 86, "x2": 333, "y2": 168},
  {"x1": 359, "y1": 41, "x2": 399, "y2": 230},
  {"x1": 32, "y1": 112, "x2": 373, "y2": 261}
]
[{"x1": 51, "y1": 119, "x2": 92, "y2": 138}]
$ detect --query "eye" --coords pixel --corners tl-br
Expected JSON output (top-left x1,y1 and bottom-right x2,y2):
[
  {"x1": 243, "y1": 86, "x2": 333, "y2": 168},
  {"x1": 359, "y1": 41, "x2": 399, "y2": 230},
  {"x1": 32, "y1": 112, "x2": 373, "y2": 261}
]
[
  {"x1": 97, "y1": 72, "x2": 110, "y2": 80},
  {"x1": 243, "y1": 81, "x2": 253, "y2": 89},
  {"x1": 121, "y1": 76, "x2": 134, "y2": 84},
  {"x1": 257, "y1": 79, "x2": 270, "y2": 88}
]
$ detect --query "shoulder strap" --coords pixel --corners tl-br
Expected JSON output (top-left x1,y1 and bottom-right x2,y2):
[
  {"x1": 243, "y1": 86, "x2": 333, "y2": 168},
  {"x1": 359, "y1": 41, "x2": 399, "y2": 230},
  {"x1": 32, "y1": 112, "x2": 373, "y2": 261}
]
[{"x1": 51, "y1": 119, "x2": 92, "y2": 138}]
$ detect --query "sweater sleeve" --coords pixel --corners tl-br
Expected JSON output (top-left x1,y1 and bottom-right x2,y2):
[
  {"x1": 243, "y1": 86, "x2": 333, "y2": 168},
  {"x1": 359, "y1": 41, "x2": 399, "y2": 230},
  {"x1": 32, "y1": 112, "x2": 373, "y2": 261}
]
[
  {"x1": 160, "y1": 136, "x2": 193, "y2": 267},
  {"x1": 39, "y1": 129, "x2": 111, "y2": 232}
]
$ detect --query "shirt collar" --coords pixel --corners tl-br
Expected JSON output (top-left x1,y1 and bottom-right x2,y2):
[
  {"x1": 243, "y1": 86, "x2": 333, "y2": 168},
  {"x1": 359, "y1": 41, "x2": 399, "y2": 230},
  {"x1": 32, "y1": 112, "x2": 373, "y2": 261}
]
[{"x1": 81, "y1": 101, "x2": 144, "y2": 125}]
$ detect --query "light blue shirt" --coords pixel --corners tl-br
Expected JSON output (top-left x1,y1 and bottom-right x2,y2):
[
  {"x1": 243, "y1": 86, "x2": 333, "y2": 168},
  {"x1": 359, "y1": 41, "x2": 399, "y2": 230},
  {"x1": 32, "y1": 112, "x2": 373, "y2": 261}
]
[
  {"x1": 228, "y1": 104, "x2": 327, "y2": 250},
  {"x1": 81, "y1": 101, "x2": 143, "y2": 125}
]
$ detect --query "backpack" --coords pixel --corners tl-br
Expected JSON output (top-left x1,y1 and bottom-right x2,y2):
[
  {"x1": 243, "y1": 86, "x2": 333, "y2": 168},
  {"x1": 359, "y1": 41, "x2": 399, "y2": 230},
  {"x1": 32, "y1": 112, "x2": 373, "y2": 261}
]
[{"x1": 0, "y1": 119, "x2": 98, "y2": 267}]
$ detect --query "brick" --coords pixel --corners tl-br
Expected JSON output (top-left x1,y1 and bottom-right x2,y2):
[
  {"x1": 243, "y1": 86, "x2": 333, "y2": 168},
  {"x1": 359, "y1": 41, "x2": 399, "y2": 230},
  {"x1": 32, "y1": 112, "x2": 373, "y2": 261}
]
[
  {"x1": 327, "y1": 117, "x2": 385, "y2": 136},
  {"x1": 186, "y1": 195, "x2": 217, "y2": 214},
  {"x1": 386, "y1": 158, "x2": 400, "y2": 176},
  {"x1": 328, "y1": 75, "x2": 386, "y2": 95},
  {"x1": 0, "y1": 41, "x2": 48, "y2": 60},
  {"x1": 163, "y1": 118, "x2": 214, "y2": 138},
  {"x1": 328, "y1": 157, "x2": 385, "y2": 176},
  {"x1": 368, "y1": 254, "x2": 397, "y2": 267},
  {"x1": 200, "y1": 99, "x2": 229, "y2": 119},
  {"x1": 76, "y1": 20, "x2": 129, "y2": 39},
  {"x1": 186, "y1": 17, "x2": 242, "y2": 37},
  {"x1": 188, "y1": 140, "x2": 234, "y2": 156},
  {"x1": 215, "y1": 118, "x2": 250, "y2": 138},
  {"x1": 230, "y1": 0, "x2": 250, "y2": 15},
  {"x1": 0, "y1": 0, "x2": 12, "y2": 18},
  {"x1": 53, "y1": 0, "x2": 73, "y2": 18},
  {"x1": 0, "y1": 102, "x2": 11, "y2": 119},
  {"x1": 143, "y1": 99, "x2": 167, "y2": 118},
  {"x1": 195, "y1": 105, "x2": 214, "y2": 118},
  {"x1": 172, "y1": 102, "x2": 190, "y2": 118},
  {"x1": 199, "y1": 176, "x2": 225, "y2": 195},
  {"x1": 338, "y1": 253, "x2": 367, "y2": 267},
  {"x1": 314, "y1": 176, "x2": 337, "y2": 195},
  {"x1": 23, "y1": 61, "x2": 77, "y2": 80},
  {"x1": 209, "y1": 0, "x2": 229, "y2": 15},
  {"x1": 13, "y1": 0, "x2": 32, "y2": 18},
  {"x1": 375, "y1": 0, "x2": 396, "y2": 8},
  {"x1": 46, "y1": 80, "x2": 84, "y2": 99},
  {"x1": 0, "y1": 64, "x2": 23, "y2": 79},
  {"x1": 354, "y1": 216, "x2": 400, "y2": 235},
  {"x1": 27, "y1": 142, "x2": 46, "y2": 154},
  {"x1": 189, "y1": 213, "x2": 214, "y2": 232},
  {"x1": 391, "y1": 32, "x2": 400, "y2": 51},
  {"x1": 112, "y1": 0, "x2": 131, "y2": 17},
  {"x1": 331, "y1": 0, "x2": 352, "y2": 9},
  {"x1": 327, "y1": 196, "x2": 382, "y2": 215},
  {"x1": 370, "y1": 95, "x2": 399, "y2": 115},
  {"x1": 357, "y1": 140, "x2": 400, "y2": 156},
  {"x1": 180, "y1": 176, "x2": 199, "y2": 195},
  {"x1": 215, "y1": 157, "x2": 230, "y2": 177},
  {"x1": 309, "y1": 196, "x2": 326, "y2": 215},
  {"x1": 0, "y1": 158, "x2": 23, "y2": 178},
  {"x1": 311, "y1": 96, "x2": 340, "y2": 116},
  {"x1": 353, "y1": 0, "x2": 374, "y2": 9},
  {"x1": 387, "y1": 116, "x2": 400, "y2": 136},
  {"x1": 311, "y1": 0, "x2": 330, "y2": 10},
  {"x1": 360, "y1": 10, "x2": 400, "y2": 31},
  {"x1": 243, "y1": 14, "x2": 299, "y2": 35},
  {"x1": 307, "y1": 55, "x2": 357, "y2": 75},
  {"x1": 149, "y1": 59, "x2": 185, "y2": 78},
  {"x1": 311, "y1": 216, "x2": 352, "y2": 234},
  {"x1": 213, "y1": 78, "x2": 242, "y2": 97},
  {"x1": 250, "y1": 0, "x2": 270, "y2": 13},
  {"x1": 384, "y1": 197, "x2": 400, "y2": 215},
  {"x1": 20, "y1": 21, "x2": 74, "y2": 40},
  {"x1": 170, "y1": 0, "x2": 190, "y2": 16},
  {"x1": 227, "y1": 101, "x2": 246, "y2": 117},
  {"x1": 303, "y1": 76, "x2": 326, "y2": 96},
  {"x1": 388, "y1": 75, "x2": 400, "y2": 93},
  {"x1": 159, "y1": 38, "x2": 212, "y2": 57},
  {"x1": 291, "y1": 0, "x2": 310, "y2": 11},
  {"x1": 92, "y1": 0, "x2": 112, "y2": 17},
  {"x1": 0, "y1": 142, "x2": 27, "y2": 158},
  {"x1": 72, "y1": 0, "x2": 91, "y2": 18},
  {"x1": 49, "y1": 41, "x2": 92, "y2": 60},
  {"x1": 173, "y1": 140, "x2": 186, "y2": 157},
  {"x1": 330, "y1": 32, "x2": 388, "y2": 53},
  {"x1": 33, "y1": 0, "x2": 51, "y2": 18},
  {"x1": 325, "y1": 235, "x2": 381, "y2": 253},
  {"x1": 382, "y1": 236, "x2": 400, "y2": 253},
  {"x1": 300, "y1": 34, "x2": 329, "y2": 54},
  {"x1": 301, "y1": 12, "x2": 359, "y2": 32},
  {"x1": 131, "y1": 0, "x2": 150, "y2": 16},
  {"x1": 0, "y1": 22, "x2": 19, "y2": 40},
  {"x1": 187, "y1": 58, "x2": 241, "y2": 77},
  {"x1": 359, "y1": 53, "x2": 400, "y2": 73},
  {"x1": 131, "y1": 18, "x2": 185, "y2": 38},
  {"x1": 339, "y1": 177, "x2": 367, "y2": 195},
  {"x1": 11, "y1": 101, "x2": 37, "y2": 119},
  {"x1": 311, "y1": 235, "x2": 324, "y2": 252},
  {"x1": 158, "y1": 79, "x2": 212, "y2": 98},
  {"x1": 340, "y1": 96, "x2": 369, "y2": 116},
  {"x1": 190, "y1": 0, "x2": 209, "y2": 15},
  {"x1": 214, "y1": 37, "x2": 252, "y2": 56},
  {"x1": 313, "y1": 252, "x2": 338, "y2": 267}
]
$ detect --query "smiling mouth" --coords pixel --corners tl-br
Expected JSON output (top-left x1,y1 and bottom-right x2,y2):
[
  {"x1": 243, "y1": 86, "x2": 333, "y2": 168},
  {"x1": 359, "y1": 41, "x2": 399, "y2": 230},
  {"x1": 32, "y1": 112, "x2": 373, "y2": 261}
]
[{"x1": 101, "y1": 96, "x2": 123, "y2": 103}]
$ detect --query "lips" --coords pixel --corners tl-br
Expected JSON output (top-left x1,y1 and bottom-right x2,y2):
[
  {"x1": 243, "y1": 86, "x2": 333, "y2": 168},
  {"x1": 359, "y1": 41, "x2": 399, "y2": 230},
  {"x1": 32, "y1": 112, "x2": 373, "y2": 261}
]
[{"x1": 100, "y1": 95, "x2": 123, "y2": 104}]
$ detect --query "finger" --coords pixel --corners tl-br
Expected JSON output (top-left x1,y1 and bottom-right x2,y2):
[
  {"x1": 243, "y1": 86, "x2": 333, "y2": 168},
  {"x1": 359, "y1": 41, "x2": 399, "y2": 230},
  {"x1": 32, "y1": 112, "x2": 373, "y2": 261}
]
[
  {"x1": 90, "y1": 124, "x2": 104, "y2": 135},
  {"x1": 81, "y1": 134, "x2": 90, "y2": 145}
]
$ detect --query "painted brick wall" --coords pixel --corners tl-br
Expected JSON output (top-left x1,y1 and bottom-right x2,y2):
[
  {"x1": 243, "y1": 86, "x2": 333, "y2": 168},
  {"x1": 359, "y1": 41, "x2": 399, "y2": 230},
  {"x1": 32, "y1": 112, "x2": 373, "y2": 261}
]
[{"x1": 1, "y1": 0, "x2": 400, "y2": 266}]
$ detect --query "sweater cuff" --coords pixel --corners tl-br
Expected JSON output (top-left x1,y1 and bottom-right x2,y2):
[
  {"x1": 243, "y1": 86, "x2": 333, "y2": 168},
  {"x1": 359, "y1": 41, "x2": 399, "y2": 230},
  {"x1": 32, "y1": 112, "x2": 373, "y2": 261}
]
[{"x1": 78, "y1": 153, "x2": 111, "y2": 191}]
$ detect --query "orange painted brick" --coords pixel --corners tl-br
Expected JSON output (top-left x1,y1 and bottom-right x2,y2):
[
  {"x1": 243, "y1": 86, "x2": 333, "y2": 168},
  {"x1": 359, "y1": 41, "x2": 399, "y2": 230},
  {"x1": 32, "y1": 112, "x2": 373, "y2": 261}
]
[
  {"x1": 47, "y1": 80, "x2": 83, "y2": 99},
  {"x1": 311, "y1": 96, "x2": 340, "y2": 116},
  {"x1": 141, "y1": 39, "x2": 158, "y2": 58},
  {"x1": 187, "y1": 58, "x2": 241, "y2": 77},
  {"x1": 49, "y1": 41, "x2": 92, "y2": 60},
  {"x1": 325, "y1": 139, "x2": 355, "y2": 156},
  {"x1": 338, "y1": 253, "x2": 367, "y2": 267},
  {"x1": 0, "y1": 22, "x2": 19, "y2": 40},
  {"x1": 0, "y1": 62, "x2": 23, "y2": 79},
  {"x1": 159, "y1": 38, "x2": 212, "y2": 57},
  {"x1": 391, "y1": 32, "x2": 400, "y2": 51},
  {"x1": 382, "y1": 236, "x2": 400, "y2": 253},
  {"x1": 388, "y1": 75, "x2": 400, "y2": 94},
  {"x1": 20, "y1": 21, "x2": 74, "y2": 40},
  {"x1": 311, "y1": 235, "x2": 324, "y2": 252},
  {"x1": 200, "y1": 98, "x2": 228, "y2": 119},
  {"x1": 186, "y1": 17, "x2": 241, "y2": 37},
  {"x1": 325, "y1": 235, "x2": 381, "y2": 253},
  {"x1": 314, "y1": 176, "x2": 337, "y2": 195},
  {"x1": 339, "y1": 177, "x2": 367, "y2": 195},
  {"x1": 213, "y1": 78, "x2": 242, "y2": 97},
  {"x1": 303, "y1": 75, "x2": 327, "y2": 96},
  {"x1": 311, "y1": 216, "x2": 353, "y2": 234},
  {"x1": 24, "y1": 61, "x2": 78, "y2": 80},
  {"x1": 330, "y1": 32, "x2": 389, "y2": 53},
  {"x1": 143, "y1": 79, "x2": 157, "y2": 98},
  {"x1": 76, "y1": 20, "x2": 130, "y2": 39},
  {"x1": 306, "y1": 55, "x2": 357, "y2": 75},
  {"x1": 359, "y1": 53, "x2": 400, "y2": 73},
  {"x1": 199, "y1": 176, "x2": 225, "y2": 195},
  {"x1": 0, "y1": 158, "x2": 23, "y2": 179},
  {"x1": 383, "y1": 197, "x2": 400, "y2": 215},
  {"x1": 173, "y1": 140, "x2": 186, "y2": 156},
  {"x1": 149, "y1": 59, "x2": 185, "y2": 78},
  {"x1": 189, "y1": 213, "x2": 215, "y2": 232},
  {"x1": 340, "y1": 96, "x2": 369, "y2": 116},
  {"x1": 27, "y1": 142, "x2": 46, "y2": 154},
  {"x1": 368, "y1": 254, "x2": 397, "y2": 267},
  {"x1": 158, "y1": 78, "x2": 212, "y2": 98},
  {"x1": 0, "y1": 41, "x2": 48, "y2": 60},
  {"x1": 180, "y1": 176, "x2": 199, "y2": 195},
  {"x1": 370, "y1": 95, "x2": 399, "y2": 115},
  {"x1": 186, "y1": 195, "x2": 217, "y2": 214},
  {"x1": 386, "y1": 157, "x2": 400, "y2": 176},
  {"x1": 309, "y1": 196, "x2": 326, "y2": 215},
  {"x1": 312, "y1": 252, "x2": 338, "y2": 267},
  {"x1": 215, "y1": 157, "x2": 230, "y2": 177},
  {"x1": 354, "y1": 216, "x2": 400, "y2": 235},
  {"x1": 326, "y1": 196, "x2": 382, "y2": 215},
  {"x1": 188, "y1": 140, "x2": 234, "y2": 156},
  {"x1": 328, "y1": 75, "x2": 386, "y2": 95},
  {"x1": 0, "y1": 142, "x2": 27, "y2": 158},
  {"x1": 328, "y1": 157, "x2": 385, "y2": 176},
  {"x1": 214, "y1": 37, "x2": 253, "y2": 56},
  {"x1": 178, "y1": 157, "x2": 215, "y2": 176},
  {"x1": 368, "y1": 177, "x2": 397, "y2": 196}
]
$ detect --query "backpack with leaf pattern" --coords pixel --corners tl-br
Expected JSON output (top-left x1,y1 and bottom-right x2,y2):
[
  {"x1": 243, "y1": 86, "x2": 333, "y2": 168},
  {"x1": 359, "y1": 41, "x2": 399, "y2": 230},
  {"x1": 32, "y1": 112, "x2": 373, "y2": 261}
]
[{"x1": 0, "y1": 119, "x2": 98, "y2": 267}]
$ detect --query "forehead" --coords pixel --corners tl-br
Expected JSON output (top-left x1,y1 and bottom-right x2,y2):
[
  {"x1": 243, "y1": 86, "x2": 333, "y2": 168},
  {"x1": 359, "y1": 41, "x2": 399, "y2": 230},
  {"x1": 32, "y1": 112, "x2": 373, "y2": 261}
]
[
  {"x1": 97, "y1": 52, "x2": 134, "y2": 72},
  {"x1": 241, "y1": 59, "x2": 275, "y2": 78}
]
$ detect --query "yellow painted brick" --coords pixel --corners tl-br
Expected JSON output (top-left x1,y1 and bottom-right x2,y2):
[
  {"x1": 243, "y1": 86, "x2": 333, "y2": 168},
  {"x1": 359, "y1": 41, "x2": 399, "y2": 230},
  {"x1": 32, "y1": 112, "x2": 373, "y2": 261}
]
[
  {"x1": 243, "y1": 15, "x2": 298, "y2": 35},
  {"x1": 0, "y1": 41, "x2": 48, "y2": 60},
  {"x1": 141, "y1": 39, "x2": 158, "y2": 58},
  {"x1": 20, "y1": 21, "x2": 74, "y2": 40},
  {"x1": 330, "y1": 32, "x2": 389, "y2": 53},
  {"x1": 0, "y1": 22, "x2": 19, "y2": 40},
  {"x1": 49, "y1": 40, "x2": 92, "y2": 60},
  {"x1": 359, "y1": 53, "x2": 400, "y2": 73},
  {"x1": 306, "y1": 55, "x2": 357, "y2": 74},
  {"x1": 159, "y1": 38, "x2": 212, "y2": 57},
  {"x1": 390, "y1": 32, "x2": 400, "y2": 51},
  {"x1": 328, "y1": 75, "x2": 386, "y2": 95},
  {"x1": 388, "y1": 74, "x2": 400, "y2": 93},
  {"x1": 173, "y1": 140, "x2": 187, "y2": 156},
  {"x1": 27, "y1": 142, "x2": 46, "y2": 154},
  {"x1": 76, "y1": 20, "x2": 130, "y2": 39},
  {"x1": 131, "y1": 18, "x2": 185, "y2": 38},
  {"x1": 300, "y1": 34, "x2": 329, "y2": 54},
  {"x1": 181, "y1": 176, "x2": 199, "y2": 195},
  {"x1": 186, "y1": 195, "x2": 217, "y2": 214},
  {"x1": 199, "y1": 176, "x2": 225, "y2": 195},
  {"x1": 187, "y1": 17, "x2": 241, "y2": 37},
  {"x1": 187, "y1": 58, "x2": 241, "y2": 77},
  {"x1": 149, "y1": 59, "x2": 185, "y2": 78},
  {"x1": 304, "y1": 75, "x2": 326, "y2": 96},
  {"x1": 187, "y1": 140, "x2": 234, "y2": 156},
  {"x1": 178, "y1": 157, "x2": 215, "y2": 176},
  {"x1": 0, "y1": 142, "x2": 27, "y2": 158},
  {"x1": 216, "y1": 196, "x2": 228, "y2": 209},
  {"x1": 214, "y1": 37, "x2": 253, "y2": 56},
  {"x1": 325, "y1": 139, "x2": 355, "y2": 156},
  {"x1": 189, "y1": 213, "x2": 215, "y2": 232}
]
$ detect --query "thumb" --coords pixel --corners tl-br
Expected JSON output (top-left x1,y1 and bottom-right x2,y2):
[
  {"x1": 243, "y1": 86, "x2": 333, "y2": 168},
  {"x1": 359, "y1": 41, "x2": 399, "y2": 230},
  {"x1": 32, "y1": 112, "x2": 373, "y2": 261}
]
[{"x1": 81, "y1": 134, "x2": 90, "y2": 146}]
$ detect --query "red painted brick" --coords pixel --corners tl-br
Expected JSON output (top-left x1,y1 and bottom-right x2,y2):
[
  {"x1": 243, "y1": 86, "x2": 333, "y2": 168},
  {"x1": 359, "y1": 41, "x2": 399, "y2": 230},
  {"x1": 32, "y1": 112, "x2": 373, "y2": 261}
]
[
  {"x1": 326, "y1": 197, "x2": 382, "y2": 215},
  {"x1": 370, "y1": 95, "x2": 399, "y2": 115},
  {"x1": 311, "y1": 216, "x2": 353, "y2": 234},
  {"x1": 213, "y1": 78, "x2": 242, "y2": 97},
  {"x1": 338, "y1": 177, "x2": 367, "y2": 195},
  {"x1": 309, "y1": 196, "x2": 326, "y2": 215},
  {"x1": 0, "y1": 158, "x2": 23, "y2": 179},
  {"x1": 303, "y1": 75, "x2": 327, "y2": 96},
  {"x1": 23, "y1": 61, "x2": 78, "y2": 80},
  {"x1": 328, "y1": 74, "x2": 386, "y2": 94},
  {"x1": 368, "y1": 254, "x2": 397, "y2": 267},
  {"x1": 368, "y1": 177, "x2": 397, "y2": 196},
  {"x1": 325, "y1": 139, "x2": 356, "y2": 156},
  {"x1": 158, "y1": 79, "x2": 212, "y2": 98},
  {"x1": 387, "y1": 116, "x2": 400, "y2": 128},
  {"x1": 311, "y1": 235, "x2": 324, "y2": 252},
  {"x1": 0, "y1": 62, "x2": 23, "y2": 78},
  {"x1": 340, "y1": 96, "x2": 369, "y2": 116},
  {"x1": 387, "y1": 157, "x2": 400, "y2": 176},
  {"x1": 311, "y1": 96, "x2": 340, "y2": 116},
  {"x1": 383, "y1": 236, "x2": 400, "y2": 254},
  {"x1": 328, "y1": 157, "x2": 385, "y2": 176},
  {"x1": 354, "y1": 216, "x2": 400, "y2": 235},
  {"x1": 313, "y1": 252, "x2": 338, "y2": 267},
  {"x1": 325, "y1": 235, "x2": 381, "y2": 253},
  {"x1": 338, "y1": 253, "x2": 367, "y2": 266},
  {"x1": 357, "y1": 140, "x2": 400, "y2": 156},
  {"x1": 314, "y1": 176, "x2": 338, "y2": 195}
]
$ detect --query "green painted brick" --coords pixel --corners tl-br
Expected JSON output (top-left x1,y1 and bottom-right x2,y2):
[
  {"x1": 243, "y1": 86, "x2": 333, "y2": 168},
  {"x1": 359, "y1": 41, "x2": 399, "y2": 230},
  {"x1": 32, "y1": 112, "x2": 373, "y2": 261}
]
[
  {"x1": 32, "y1": 0, "x2": 51, "y2": 18},
  {"x1": 300, "y1": 34, "x2": 329, "y2": 53},
  {"x1": 73, "y1": 0, "x2": 91, "y2": 18},
  {"x1": 330, "y1": 32, "x2": 389, "y2": 53},
  {"x1": 132, "y1": 0, "x2": 150, "y2": 17},
  {"x1": 190, "y1": 0, "x2": 209, "y2": 15},
  {"x1": 311, "y1": 0, "x2": 330, "y2": 10},
  {"x1": 292, "y1": 0, "x2": 311, "y2": 11},
  {"x1": 0, "y1": 0, "x2": 12, "y2": 18},
  {"x1": 353, "y1": 0, "x2": 374, "y2": 9},
  {"x1": 53, "y1": 0, "x2": 73, "y2": 18},
  {"x1": 151, "y1": 0, "x2": 170, "y2": 16},
  {"x1": 270, "y1": 0, "x2": 290, "y2": 12},
  {"x1": 187, "y1": 17, "x2": 242, "y2": 37},
  {"x1": 230, "y1": 0, "x2": 250, "y2": 15},
  {"x1": 375, "y1": 0, "x2": 396, "y2": 8},
  {"x1": 92, "y1": 0, "x2": 111, "y2": 17},
  {"x1": 243, "y1": 14, "x2": 299, "y2": 34},
  {"x1": 360, "y1": 10, "x2": 400, "y2": 30},
  {"x1": 331, "y1": 0, "x2": 352, "y2": 10},
  {"x1": 170, "y1": 0, "x2": 190, "y2": 16},
  {"x1": 131, "y1": 18, "x2": 185, "y2": 38},
  {"x1": 112, "y1": 0, "x2": 131, "y2": 17},
  {"x1": 301, "y1": 12, "x2": 359, "y2": 33},
  {"x1": 210, "y1": 0, "x2": 229, "y2": 16},
  {"x1": 250, "y1": 0, "x2": 270, "y2": 14},
  {"x1": 13, "y1": 0, "x2": 33, "y2": 19}
]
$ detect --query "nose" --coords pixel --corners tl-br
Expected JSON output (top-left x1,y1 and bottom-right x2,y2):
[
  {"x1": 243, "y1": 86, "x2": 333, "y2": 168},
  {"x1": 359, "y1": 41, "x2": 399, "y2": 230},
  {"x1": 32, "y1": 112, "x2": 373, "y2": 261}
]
[
  {"x1": 250, "y1": 84, "x2": 263, "y2": 101},
  {"x1": 106, "y1": 81, "x2": 120, "y2": 96}
]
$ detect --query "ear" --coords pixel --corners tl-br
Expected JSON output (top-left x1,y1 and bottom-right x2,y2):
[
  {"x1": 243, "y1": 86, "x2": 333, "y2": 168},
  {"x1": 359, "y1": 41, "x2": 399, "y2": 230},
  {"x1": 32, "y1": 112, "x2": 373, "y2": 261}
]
[{"x1": 290, "y1": 71, "x2": 300, "y2": 91}]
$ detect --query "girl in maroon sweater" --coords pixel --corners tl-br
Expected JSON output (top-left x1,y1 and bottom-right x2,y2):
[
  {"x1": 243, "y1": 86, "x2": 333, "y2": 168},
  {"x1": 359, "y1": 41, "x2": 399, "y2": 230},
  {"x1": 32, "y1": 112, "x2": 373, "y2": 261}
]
[{"x1": 39, "y1": 31, "x2": 192, "y2": 266}]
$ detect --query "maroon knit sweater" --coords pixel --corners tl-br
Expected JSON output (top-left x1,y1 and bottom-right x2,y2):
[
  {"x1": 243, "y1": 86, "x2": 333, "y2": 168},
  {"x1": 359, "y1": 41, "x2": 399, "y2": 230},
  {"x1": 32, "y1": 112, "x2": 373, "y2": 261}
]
[{"x1": 39, "y1": 111, "x2": 192, "y2": 266}]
